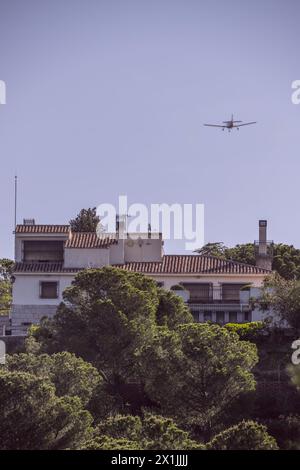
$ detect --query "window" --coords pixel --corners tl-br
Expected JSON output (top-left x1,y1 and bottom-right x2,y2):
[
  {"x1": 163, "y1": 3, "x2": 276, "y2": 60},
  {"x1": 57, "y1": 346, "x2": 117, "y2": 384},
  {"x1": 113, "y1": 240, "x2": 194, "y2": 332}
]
[
  {"x1": 156, "y1": 282, "x2": 164, "y2": 288},
  {"x1": 182, "y1": 283, "x2": 212, "y2": 303},
  {"x1": 222, "y1": 284, "x2": 247, "y2": 303},
  {"x1": 40, "y1": 281, "x2": 58, "y2": 299},
  {"x1": 229, "y1": 312, "x2": 238, "y2": 323},
  {"x1": 216, "y1": 311, "x2": 225, "y2": 324},
  {"x1": 23, "y1": 241, "x2": 64, "y2": 262}
]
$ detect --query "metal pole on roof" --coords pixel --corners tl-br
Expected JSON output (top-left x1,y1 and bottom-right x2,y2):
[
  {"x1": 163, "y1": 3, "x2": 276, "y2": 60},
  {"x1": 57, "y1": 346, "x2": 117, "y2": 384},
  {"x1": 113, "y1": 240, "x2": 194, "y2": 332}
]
[{"x1": 14, "y1": 174, "x2": 17, "y2": 229}]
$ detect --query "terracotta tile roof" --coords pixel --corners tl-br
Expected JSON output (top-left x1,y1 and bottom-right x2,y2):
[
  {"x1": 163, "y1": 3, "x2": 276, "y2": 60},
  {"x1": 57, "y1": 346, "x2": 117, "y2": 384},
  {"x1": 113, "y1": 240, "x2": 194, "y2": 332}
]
[
  {"x1": 65, "y1": 232, "x2": 118, "y2": 248},
  {"x1": 15, "y1": 225, "x2": 118, "y2": 248},
  {"x1": 13, "y1": 262, "x2": 80, "y2": 273},
  {"x1": 15, "y1": 225, "x2": 70, "y2": 234},
  {"x1": 13, "y1": 256, "x2": 270, "y2": 275},
  {"x1": 118, "y1": 255, "x2": 271, "y2": 275}
]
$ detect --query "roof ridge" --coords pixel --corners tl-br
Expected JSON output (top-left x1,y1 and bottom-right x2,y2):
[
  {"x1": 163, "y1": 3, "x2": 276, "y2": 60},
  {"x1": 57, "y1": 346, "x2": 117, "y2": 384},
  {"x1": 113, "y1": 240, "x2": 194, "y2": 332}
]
[
  {"x1": 15, "y1": 224, "x2": 70, "y2": 227},
  {"x1": 70, "y1": 231, "x2": 116, "y2": 236},
  {"x1": 120, "y1": 254, "x2": 271, "y2": 274}
]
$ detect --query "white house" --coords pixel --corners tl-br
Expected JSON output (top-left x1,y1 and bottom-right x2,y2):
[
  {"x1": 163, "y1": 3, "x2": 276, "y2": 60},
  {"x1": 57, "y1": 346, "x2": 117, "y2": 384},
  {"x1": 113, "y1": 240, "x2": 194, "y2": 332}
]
[{"x1": 10, "y1": 219, "x2": 273, "y2": 335}]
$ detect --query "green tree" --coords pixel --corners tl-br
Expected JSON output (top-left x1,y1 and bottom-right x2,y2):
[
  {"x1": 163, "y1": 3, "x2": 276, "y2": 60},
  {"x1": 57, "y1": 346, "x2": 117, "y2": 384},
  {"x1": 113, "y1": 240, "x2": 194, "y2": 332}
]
[
  {"x1": 85, "y1": 435, "x2": 140, "y2": 450},
  {"x1": 194, "y1": 242, "x2": 226, "y2": 258},
  {"x1": 34, "y1": 268, "x2": 257, "y2": 432},
  {"x1": 256, "y1": 273, "x2": 300, "y2": 329},
  {"x1": 0, "y1": 369, "x2": 93, "y2": 450},
  {"x1": 206, "y1": 420, "x2": 278, "y2": 450},
  {"x1": 0, "y1": 279, "x2": 12, "y2": 315},
  {"x1": 0, "y1": 258, "x2": 14, "y2": 280},
  {"x1": 6, "y1": 352, "x2": 101, "y2": 406},
  {"x1": 86, "y1": 414, "x2": 204, "y2": 450},
  {"x1": 194, "y1": 242, "x2": 255, "y2": 264},
  {"x1": 272, "y1": 244, "x2": 300, "y2": 280},
  {"x1": 140, "y1": 413, "x2": 203, "y2": 450},
  {"x1": 222, "y1": 243, "x2": 300, "y2": 279},
  {"x1": 36, "y1": 267, "x2": 160, "y2": 374},
  {"x1": 141, "y1": 323, "x2": 258, "y2": 432},
  {"x1": 156, "y1": 288, "x2": 194, "y2": 329},
  {"x1": 34, "y1": 267, "x2": 192, "y2": 411},
  {"x1": 225, "y1": 243, "x2": 256, "y2": 265},
  {"x1": 69, "y1": 207, "x2": 100, "y2": 232},
  {"x1": 0, "y1": 258, "x2": 13, "y2": 315}
]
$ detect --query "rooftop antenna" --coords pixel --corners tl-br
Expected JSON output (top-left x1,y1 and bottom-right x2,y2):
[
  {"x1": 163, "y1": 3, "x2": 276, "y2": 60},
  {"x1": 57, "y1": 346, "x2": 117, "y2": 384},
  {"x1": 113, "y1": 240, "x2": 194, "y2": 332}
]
[{"x1": 14, "y1": 174, "x2": 17, "y2": 230}]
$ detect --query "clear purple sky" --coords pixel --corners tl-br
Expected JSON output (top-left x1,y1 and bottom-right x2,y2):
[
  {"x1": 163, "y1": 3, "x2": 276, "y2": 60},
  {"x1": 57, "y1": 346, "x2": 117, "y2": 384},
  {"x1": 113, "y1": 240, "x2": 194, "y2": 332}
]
[{"x1": 0, "y1": 0, "x2": 299, "y2": 258}]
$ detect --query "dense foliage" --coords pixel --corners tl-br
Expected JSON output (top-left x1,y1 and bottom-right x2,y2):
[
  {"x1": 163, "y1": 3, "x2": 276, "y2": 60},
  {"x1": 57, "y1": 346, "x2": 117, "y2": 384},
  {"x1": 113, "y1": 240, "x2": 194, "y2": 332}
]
[
  {"x1": 0, "y1": 368, "x2": 93, "y2": 449},
  {"x1": 224, "y1": 321, "x2": 265, "y2": 341},
  {"x1": 255, "y1": 273, "x2": 300, "y2": 329},
  {"x1": 0, "y1": 258, "x2": 13, "y2": 315},
  {"x1": 86, "y1": 414, "x2": 204, "y2": 450},
  {"x1": 34, "y1": 267, "x2": 257, "y2": 433},
  {"x1": 6, "y1": 351, "x2": 102, "y2": 405},
  {"x1": 3, "y1": 266, "x2": 299, "y2": 449},
  {"x1": 69, "y1": 207, "x2": 100, "y2": 232},
  {"x1": 140, "y1": 323, "x2": 257, "y2": 433}
]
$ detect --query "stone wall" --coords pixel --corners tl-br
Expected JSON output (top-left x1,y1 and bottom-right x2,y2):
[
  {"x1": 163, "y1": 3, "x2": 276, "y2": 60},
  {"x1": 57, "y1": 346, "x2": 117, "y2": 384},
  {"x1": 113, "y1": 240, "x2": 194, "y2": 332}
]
[{"x1": 11, "y1": 304, "x2": 58, "y2": 335}]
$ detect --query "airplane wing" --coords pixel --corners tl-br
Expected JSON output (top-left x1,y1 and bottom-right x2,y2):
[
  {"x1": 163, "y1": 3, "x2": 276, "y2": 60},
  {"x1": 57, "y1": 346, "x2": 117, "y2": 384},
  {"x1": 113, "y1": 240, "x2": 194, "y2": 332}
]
[
  {"x1": 233, "y1": 121, "x2": 256, "y2": 127},
  {"x1": 203, "y1": 124, "x2": 225, "y2": 127}
]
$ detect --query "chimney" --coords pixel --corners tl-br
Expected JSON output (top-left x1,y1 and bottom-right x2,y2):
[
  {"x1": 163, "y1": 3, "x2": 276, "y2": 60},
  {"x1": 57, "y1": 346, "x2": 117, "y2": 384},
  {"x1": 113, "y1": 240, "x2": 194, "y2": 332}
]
[
  {"x1": 255, "y1": 220, "x2": 273, "y2": 271},
  {"x1": 258, "y1": 220, "x2": 267, "y2": 255}
]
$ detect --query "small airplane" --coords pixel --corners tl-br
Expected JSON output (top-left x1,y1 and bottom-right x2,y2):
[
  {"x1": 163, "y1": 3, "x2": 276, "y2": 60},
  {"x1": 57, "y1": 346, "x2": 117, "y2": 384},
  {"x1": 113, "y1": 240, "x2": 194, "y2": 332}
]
[{"x1": 204, "y1": 114, "x2": 256, "y2": 132}]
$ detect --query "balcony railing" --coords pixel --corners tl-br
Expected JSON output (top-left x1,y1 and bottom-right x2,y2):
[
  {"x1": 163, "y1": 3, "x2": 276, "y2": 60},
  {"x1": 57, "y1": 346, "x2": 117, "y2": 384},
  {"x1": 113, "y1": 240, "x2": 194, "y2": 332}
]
[
  {"x1": 184, "y1": 286, "x2": 251, "y2": 305},
  {"x1": 188, "y1": 302, "x2": 250, "y2": 312},
  {"x1": 254, "y1": 240, "x2": 274, "y2": 257}
]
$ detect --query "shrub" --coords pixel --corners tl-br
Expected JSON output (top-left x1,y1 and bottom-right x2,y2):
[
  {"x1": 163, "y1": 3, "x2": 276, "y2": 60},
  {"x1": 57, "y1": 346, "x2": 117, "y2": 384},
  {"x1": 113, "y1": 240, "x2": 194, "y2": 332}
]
[{"x1": 224, "y1": 321, "x2": 265, "y2": 341}]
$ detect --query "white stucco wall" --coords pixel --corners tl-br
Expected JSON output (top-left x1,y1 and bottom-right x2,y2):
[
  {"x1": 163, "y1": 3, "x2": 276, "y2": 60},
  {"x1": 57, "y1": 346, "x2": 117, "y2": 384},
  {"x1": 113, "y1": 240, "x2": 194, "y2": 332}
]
[
  {"x1": 64, "y1": 248, "x2": 109, "y2": 268},
  {"x1": 12, "y1": 274, "x2": 75, "y2": 305},
  {"x1": 124, "y1": 236, "x2": 163, "y2": 263},
  {"x1": 109, "y1": 239, "x2": 125, "y2": 264}
]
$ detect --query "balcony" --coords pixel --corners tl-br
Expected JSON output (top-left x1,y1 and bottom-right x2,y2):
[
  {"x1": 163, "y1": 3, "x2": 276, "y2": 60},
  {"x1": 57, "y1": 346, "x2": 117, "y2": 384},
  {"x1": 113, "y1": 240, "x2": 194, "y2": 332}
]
[
  {"x1": 179, "y1": 283, "x2": 252, "y2": 324},
  {"x1": 182, "y1": 285, "x2": 251, "y2": 305},
  {"x1": 23, "y1": 240, "x2": 64, "y2": 263}
]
